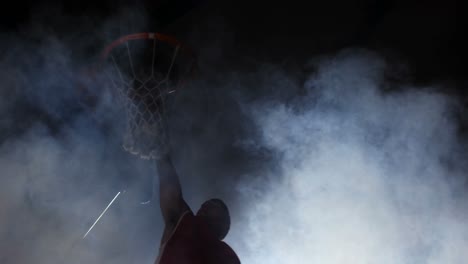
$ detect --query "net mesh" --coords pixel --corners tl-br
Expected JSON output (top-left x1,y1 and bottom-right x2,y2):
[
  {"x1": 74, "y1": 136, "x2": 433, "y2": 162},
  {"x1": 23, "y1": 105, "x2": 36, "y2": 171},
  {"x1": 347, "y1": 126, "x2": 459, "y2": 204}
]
[{"x1": 102, "y1": 34, "x2": 191, "y2": 159}]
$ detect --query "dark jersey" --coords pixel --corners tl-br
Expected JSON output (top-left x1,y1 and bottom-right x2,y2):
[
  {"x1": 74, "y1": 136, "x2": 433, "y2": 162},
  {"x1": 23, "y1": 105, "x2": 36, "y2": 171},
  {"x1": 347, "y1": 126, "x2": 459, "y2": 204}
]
[{"x1": 156, "y1": 211, "x2": 240, "y2": 264}]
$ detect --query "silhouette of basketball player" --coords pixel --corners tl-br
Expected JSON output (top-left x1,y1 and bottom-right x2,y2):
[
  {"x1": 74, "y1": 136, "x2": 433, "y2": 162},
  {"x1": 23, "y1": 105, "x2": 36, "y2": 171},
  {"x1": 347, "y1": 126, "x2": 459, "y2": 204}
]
[{"x1": 154, "y1": 153, "x2": 241, "y2": 264}]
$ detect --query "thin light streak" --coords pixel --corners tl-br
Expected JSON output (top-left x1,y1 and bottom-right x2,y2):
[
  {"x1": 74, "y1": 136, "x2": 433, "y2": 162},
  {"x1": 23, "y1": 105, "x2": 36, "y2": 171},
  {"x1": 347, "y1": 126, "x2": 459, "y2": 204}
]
[{"x1": 83, "y1": 191, "x2": 121, "y2": 239}]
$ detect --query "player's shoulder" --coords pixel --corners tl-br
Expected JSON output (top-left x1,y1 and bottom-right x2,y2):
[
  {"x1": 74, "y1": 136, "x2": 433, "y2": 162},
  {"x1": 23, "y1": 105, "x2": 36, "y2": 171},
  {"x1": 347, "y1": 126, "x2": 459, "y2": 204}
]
[
  {"x1": 172, "y1": 210, "x2": 196, "y2": 235},
  {"x1": 214, "y1": 241, "x2": 241, "y2": 264},
  {"x1": 160, "y1": 210, "x2": 194, "y2": 246},
  {"x1": 192, "y1": 214, "x2": 241, "y2": 263}
]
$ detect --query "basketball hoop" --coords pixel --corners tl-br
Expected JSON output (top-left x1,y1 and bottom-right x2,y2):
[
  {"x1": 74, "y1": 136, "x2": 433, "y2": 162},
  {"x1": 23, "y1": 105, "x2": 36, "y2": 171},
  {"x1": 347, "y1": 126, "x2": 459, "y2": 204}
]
[{"x1": 97, "y1": 32, "x2": 196, "y2": 159}]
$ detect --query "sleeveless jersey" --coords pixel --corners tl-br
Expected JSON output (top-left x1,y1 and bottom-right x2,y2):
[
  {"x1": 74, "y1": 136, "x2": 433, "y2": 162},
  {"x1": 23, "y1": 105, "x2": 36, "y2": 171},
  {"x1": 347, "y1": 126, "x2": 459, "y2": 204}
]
[{"x1": 156, "y1": 211, "x2": 240, "y2": 264}]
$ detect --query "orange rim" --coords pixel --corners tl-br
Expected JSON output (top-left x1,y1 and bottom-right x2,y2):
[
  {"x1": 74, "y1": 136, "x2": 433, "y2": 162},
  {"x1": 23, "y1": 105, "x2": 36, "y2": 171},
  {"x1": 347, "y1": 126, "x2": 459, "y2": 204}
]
[{"x1": 100, "y1": 32, "x2": 195, "y2": 61}]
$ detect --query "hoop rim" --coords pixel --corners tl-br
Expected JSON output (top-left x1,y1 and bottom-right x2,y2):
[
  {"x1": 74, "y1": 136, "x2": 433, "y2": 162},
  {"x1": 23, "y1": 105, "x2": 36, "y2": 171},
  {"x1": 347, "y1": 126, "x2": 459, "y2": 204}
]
[
  {"x1": 100, "y1": 32, "x2": 195, "y2": 62},
  {"x1": 77, "y1": 32, "x2": 197, "y2": 112}
]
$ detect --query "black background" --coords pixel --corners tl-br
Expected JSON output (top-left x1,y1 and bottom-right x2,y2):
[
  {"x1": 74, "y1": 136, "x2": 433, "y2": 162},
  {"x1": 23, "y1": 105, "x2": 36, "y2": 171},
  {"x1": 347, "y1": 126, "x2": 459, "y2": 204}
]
[
  {"x1": 1, "y1": 0, "x2": 465, "y2": 145},
  {"x1": 1, "y1": 0, "x2": 463, "y2": 84},
  {"x1": 1, "y1": 0, "x2": 466, "y2": 81}
]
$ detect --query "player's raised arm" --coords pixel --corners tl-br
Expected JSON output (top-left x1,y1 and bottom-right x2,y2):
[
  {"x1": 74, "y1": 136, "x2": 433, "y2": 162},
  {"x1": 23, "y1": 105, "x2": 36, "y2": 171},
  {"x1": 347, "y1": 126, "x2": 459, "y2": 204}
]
[
  {"x1": 92, "y1": 32, "x2": 242, "y2": 264},
  {"x1": 156, "y1": 154, "x2": 191, "y2": 226}
]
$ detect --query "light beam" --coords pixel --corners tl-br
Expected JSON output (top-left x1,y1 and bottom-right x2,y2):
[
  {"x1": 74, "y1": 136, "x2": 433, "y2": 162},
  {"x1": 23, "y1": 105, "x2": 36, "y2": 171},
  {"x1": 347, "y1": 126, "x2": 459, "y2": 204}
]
[{"x1": 83, "y1": 191, "x2": 121, "y2": 239}]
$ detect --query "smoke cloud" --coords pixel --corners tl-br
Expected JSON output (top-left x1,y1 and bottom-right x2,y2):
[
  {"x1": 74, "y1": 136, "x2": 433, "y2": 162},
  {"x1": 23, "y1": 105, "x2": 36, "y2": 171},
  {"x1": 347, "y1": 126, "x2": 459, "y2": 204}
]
[
  {"x1": 0, "y1": 8, "x2": 164, "y2": 264},
  {"x1": 229, "y1": 50, "x2": 468, "y2": 264}
]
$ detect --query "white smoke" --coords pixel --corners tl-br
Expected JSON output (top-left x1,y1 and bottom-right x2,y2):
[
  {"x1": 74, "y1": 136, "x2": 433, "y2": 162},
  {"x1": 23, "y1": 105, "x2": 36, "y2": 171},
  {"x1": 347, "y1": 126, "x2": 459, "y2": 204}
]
[
  {"x1": 0, "y1": 12, "x2": 162, "y2": 263},
  {"x1": 230, "y1": 50, "x2": 467, "y2": 264}
]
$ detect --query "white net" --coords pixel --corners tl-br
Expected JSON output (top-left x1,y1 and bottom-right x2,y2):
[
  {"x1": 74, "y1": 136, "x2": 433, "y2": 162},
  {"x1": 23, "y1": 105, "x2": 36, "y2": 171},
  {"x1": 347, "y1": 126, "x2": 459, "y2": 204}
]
[{"x1": 102, "y1": 33, "x2": 192, "y2": 159}]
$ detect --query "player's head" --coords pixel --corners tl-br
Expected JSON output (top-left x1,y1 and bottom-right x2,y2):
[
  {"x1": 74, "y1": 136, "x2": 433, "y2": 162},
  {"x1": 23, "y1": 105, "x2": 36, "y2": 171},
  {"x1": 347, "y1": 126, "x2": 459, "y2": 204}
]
[{"x1": 196, "y1": 198, "x2": 230, "y2": 240}]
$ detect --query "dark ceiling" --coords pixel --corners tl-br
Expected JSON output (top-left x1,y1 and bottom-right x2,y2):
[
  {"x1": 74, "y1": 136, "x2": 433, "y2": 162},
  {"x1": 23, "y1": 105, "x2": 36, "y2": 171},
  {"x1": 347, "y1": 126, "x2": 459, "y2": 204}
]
[{"x1": 0, "y1": 0, "x2": 464, "y2": 86}]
